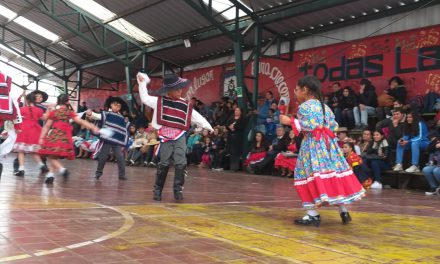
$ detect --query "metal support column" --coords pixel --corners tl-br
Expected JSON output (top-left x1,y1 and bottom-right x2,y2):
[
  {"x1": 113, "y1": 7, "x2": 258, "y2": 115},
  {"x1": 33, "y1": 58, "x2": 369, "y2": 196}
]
[
  {"x1": 253, "y1": 24, "x2": 262, "y2": 108},
  {"x1": 125, "y1": 65, "x2": 134, "y2": 114},
  {"x1": 35, "y1": 79, "x2": 39, "y2": 91},
  {"x1": 233, "y1": 7, "x2": 246, "y2": 112},
  {"x1": 77, "y1": 69, "x2": 83, "y2": 111},
  {"x1": 63, "y1": 78, "x2": 68, "y2": 94}
]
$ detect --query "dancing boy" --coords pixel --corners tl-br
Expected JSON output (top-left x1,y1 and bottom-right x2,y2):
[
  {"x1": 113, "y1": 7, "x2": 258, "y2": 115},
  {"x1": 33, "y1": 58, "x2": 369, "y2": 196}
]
[{"x1": 137, "y1": 72, "x2": 212, "y2": 201}]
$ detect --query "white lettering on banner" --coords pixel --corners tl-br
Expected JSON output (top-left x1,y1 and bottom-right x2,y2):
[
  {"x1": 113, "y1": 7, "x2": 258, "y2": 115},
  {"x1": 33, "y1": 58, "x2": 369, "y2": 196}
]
[
  {"x1": 252, "y1": 62, "x2": 290, "y2": 98},
  {"x1": 185, "y1": 70, "x2": 214, "y2": 101}
]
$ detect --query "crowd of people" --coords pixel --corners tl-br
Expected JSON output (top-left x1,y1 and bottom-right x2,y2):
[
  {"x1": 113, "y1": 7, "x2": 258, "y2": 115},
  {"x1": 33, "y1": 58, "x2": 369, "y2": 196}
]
[{"x1": 2, "y1": 73, "x2": 440, "y2": 196}]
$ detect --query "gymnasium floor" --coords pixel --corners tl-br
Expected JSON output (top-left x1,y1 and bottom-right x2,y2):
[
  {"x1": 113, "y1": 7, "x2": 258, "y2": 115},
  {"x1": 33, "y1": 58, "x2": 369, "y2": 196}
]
[{"x1": 0, "y1": 155, "x2": 438, "y2": 263}]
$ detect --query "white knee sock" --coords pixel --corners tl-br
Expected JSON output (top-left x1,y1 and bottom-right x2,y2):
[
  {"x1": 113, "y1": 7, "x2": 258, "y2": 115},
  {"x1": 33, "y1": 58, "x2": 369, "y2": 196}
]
[
  {"x1": 46, "y1": 172, "x2": 54, "y2": 178},
  {"x1": 38, "y1": 162, "x2": 45, "y2": 167},
  {"x1": 338, "y1": 205, "x2": 348, "y2": 213},
  {"x1": 59, "y1": 168, "x2": 66, "y2": 174},
  {"x1": 18, "y1": 166, "x2": 24, "y2": 171},
  {"x1": 306, "y1": 209, "x2": 319, "y2": 216}
]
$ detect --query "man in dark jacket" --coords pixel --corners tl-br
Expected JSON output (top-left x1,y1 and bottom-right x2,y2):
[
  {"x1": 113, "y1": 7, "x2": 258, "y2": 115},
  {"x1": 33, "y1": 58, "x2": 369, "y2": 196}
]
[
  {"x1": 377, "y1": 108, "x2": 405, "y2": 149},
  {"x1": 329, "y1": 82, "x2": 343, "y2": 125},
  {"x1": 250, "y1": 126, "x2": 289, "y2": 175}
]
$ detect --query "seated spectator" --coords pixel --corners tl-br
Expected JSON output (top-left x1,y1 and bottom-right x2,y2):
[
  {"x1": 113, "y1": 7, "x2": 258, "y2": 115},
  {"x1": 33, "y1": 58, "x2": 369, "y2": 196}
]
[
  {"x1": 359, "y1": 129, "x2": 373, "y2": 155},
  {"x1": 140, "y1": 129, "x2": 159, "y2": 167},
  {"x1": 250, "y1": 126, "x2": 288, "y2": 174},
  {"x1": 211, "y1": 131, "x2": 229, "y2": 171},
  {"x1": 274, "y1": 129, "x2": 299, "y2": 177},
  {"x1": 422, "y1": 131, "x2": 440, "y2": 195},
  {"x1": 186, "y1": 128, "x2": 202, "y2": 165},
  {"x1": 74, "y1": 126, "x2": 98, "y2": 158},
  {"x1": 127, "y1": 125, "x2": 148, "y2": 165},
  {"x1": 393, "y1": 111, "x2": 429, "y2": 173},
  {"x1": 329, "y1": 82, "x2": 343, "y2": 125},
  {"x1": 343, "y1": 142, "x2": 372, "y2": 188},
  {"x1": 339, "y1": 87, "x2": 357, "y2": 129},
  {"x1": 376, "y1": 76, "x2": 407, "y2": 120},
  {"x1": 364, "y1": 130, "x2": 390, "y2": 189},
  {"x1": 199, "y1": 136, "x2": 214, "y2": 168},
  {"x1": 376, "y1": 107, "x2": 405, "y2": 150},
  {"x1": 244, "y1": 131, "x2": 268, "y2": 172},
  {"x1": 353, "y1": 79, "x2": 377, "y2": 129},
  {"x1": 191, "y1": 128, "x2": 211, "y2": 165},
  {"x1": 337, "y1": 127, "x2": 349, "y2": 148}
]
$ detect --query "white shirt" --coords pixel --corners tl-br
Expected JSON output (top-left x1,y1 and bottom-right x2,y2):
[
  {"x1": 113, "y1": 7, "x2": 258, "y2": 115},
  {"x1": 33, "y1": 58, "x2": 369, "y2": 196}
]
[{"x1": 137, "y1": 72, "x2": 213, "y2": 132}]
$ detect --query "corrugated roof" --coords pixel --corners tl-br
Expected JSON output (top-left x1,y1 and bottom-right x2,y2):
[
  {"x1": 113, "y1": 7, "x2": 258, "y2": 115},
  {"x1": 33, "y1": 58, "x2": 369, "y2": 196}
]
[{"x1": 0, "y1": 0, "x2": 434, "y2": 86}]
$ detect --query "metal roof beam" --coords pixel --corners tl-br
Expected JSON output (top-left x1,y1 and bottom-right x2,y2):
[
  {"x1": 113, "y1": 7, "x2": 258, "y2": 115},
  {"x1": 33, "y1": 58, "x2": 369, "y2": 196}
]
[
  {"x1": 183, "y1": 0, "x2": 236, "y2": 41},
  {"x1": 23, "y1": 0, "x2": 147, "y2": 66}
]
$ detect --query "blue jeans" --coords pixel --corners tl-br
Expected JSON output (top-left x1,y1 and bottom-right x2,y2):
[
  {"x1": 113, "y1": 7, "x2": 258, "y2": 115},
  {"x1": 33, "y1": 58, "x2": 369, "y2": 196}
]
[
  {"x1": 395, "y1": 140, "x2": 429, "y2": 166},
  {"x1": 333, "y1": 107, "x2": 342, "y2": 125},
  {"x1": 353, "y1": 106, "x2": 376, "y2": 126},
  {"x1": 368, "y1": 159, "x2": 389, "y2": 182},
  {"x1": 422, "y1": 165, "x2": 440, "y2": 189}
]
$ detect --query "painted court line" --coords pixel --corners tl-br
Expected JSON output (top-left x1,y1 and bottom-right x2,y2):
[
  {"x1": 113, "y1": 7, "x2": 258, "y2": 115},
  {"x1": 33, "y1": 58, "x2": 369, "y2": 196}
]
[
  {"x1": 0, "y1": 204, "x2": 134, "y2": 263},
  {"x1": 159, "y1": 204, "x2": 386, "y2": 264}
]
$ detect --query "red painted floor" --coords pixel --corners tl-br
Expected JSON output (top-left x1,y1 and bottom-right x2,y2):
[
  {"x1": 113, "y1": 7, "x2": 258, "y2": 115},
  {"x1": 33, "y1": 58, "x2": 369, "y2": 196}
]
[{"x1": 0, "y1": 155, "x2": 439, "y2": 263}]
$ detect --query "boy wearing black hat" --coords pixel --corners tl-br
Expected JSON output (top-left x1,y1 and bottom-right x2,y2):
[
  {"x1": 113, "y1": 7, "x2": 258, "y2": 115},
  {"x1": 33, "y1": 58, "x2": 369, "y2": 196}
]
[
  {"x1": 137, "y1": 72, "x2": 213, "y2": 201},
  {"x1": 86, "y1": 97, "x2": 130, "y2": 180}
]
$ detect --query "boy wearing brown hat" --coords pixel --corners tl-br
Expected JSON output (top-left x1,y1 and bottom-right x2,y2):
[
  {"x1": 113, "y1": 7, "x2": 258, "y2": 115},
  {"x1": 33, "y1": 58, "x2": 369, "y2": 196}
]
[{"x1": 137, "y1": 72, "x2": 212, "y2": 201}]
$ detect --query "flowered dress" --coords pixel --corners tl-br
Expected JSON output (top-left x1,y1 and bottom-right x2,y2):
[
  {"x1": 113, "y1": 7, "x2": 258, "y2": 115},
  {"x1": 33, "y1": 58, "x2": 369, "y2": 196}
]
[
  {"x1": 274, "y1": 142, "x2": 298, "y2": 171},
  {"x1": 39, "y1": 106, "x2": 77, "y2": 160},
  {"x1": 292, "y1": 99, "x2": 365, "y2": 209},
  {"x1": 13, "y1": 106, "x2": 43, "y2": 153}
]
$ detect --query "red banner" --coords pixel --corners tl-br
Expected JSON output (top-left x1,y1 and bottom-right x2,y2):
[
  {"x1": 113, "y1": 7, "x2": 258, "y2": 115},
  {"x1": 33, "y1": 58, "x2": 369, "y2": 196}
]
[{"x1": 81, "y1": 25, "x2": 440, "y2": 113}]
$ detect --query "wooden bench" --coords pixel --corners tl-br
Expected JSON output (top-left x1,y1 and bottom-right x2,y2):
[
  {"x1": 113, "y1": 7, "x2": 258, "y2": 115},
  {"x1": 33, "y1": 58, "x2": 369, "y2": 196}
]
[{"x1": 382, "y1": 170, "x2": 427, "y2": 189}]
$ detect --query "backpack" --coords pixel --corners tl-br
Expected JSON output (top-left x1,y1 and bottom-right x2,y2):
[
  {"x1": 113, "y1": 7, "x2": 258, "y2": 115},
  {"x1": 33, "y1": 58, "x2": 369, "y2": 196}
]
[{"x1": 409, "y1": 95, "x2": 424, "y2": 113}]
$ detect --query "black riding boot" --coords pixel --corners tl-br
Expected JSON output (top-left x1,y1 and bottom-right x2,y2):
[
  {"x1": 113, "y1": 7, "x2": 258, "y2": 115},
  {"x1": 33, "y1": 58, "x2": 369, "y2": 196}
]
[
  {"x1": 173, "y1": 164, "x2": 186, "y2": 200},
  {"x1": 153, "y1": 164, "x2": 169, "y2": 201},
  {"x1": 13, "y1": 158, "x2": 18, "y2": 173}
]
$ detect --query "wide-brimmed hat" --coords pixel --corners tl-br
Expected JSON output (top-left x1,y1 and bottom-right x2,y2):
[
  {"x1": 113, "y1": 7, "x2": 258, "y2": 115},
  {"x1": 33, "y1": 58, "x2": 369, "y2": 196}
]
[
  {"x1": 337, "y1": 127, "x2": 348, "y2": 132},
  {"x1": 155, "y1": 74, "x2": 190, "y2": 96},
  {"x1": 104, "y1": 96, "x2": 129, "y2": 114},
  {"x1": 146, "y1": 139, "x2": 160, "y2": 146},
  {"x1": 30, "y1": 90, "x2": 48, "y2": 103}
]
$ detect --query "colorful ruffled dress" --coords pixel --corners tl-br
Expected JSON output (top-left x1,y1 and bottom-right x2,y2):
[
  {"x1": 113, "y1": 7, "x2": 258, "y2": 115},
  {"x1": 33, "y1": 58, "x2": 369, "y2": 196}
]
[
  {"x1": 13, "y1": 106, "x2": 43, "y2": 153},
  {"x1": 292, "y1": 99, "x2": 365, "y2": 209},
  {"x1": 274, "y1": 143, "x2": 298, "y2": 171},
  {"x1": 39, "y1": 106, "x2": 77, "y2": 160}
]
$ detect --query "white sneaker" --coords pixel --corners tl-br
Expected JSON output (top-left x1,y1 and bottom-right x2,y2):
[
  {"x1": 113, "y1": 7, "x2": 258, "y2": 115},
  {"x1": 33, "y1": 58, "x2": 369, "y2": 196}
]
[
  {"x1": 370, "y1": 181, "x2": 383, "y2": 189},
  {"x1": 425, "y1": 190, "x2": 437, "y2": 196},
  {"x1": 393, "y1": 164, "x2": 403, "y2": 171},
  {"x1": 405, "y1": 165, "x2": 420, "y2": 173}
]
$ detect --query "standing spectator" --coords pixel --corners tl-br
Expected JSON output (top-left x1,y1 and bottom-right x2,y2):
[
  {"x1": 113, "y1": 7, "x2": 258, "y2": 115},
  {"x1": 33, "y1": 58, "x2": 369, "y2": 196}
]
[
  {"x1": 199, "y1": 136, "x2": 214, "y2": 168},
  {"x1": 353, "y1": 79, "x2": 377, "y2": 129},
  {"x1": 226, "y1": 107, "x2": 246, "y2": 171},
  {"x1": 393, "y1": 112, "x2": 429, "y2": 173},
  {"x1": 364, "y1": 130, "x2": 390, "y2": 189},
  {"x1": 339, "y1": 87, "x2": 357, "y2": 129},
  {"x1": 329, "y1": 82, "x2": 343, "y2": 125},
  {"x1": 255, "y1": 91, "x2": 276, "y2": 134}
]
